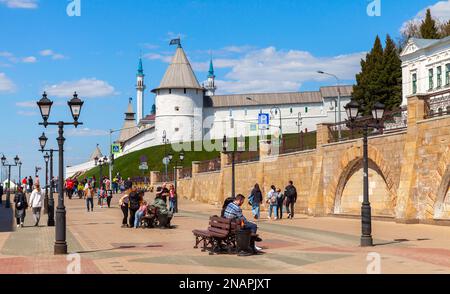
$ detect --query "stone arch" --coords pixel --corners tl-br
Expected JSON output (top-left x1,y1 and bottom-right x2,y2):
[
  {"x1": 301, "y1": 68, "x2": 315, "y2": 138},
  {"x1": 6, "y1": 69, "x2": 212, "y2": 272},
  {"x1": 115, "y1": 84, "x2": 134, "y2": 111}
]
[
  {"x1": 433, "y1": 146, "x2": 450, "y2": 219},
  {"x1": 325, "y1": 145, "x2": 398, "y2": 215}
]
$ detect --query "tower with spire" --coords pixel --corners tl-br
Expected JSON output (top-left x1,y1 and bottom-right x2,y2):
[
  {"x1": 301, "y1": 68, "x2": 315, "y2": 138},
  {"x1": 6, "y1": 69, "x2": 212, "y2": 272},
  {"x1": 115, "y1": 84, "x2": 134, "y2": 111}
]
[
  {"x1": 136, "y1": 58, "x2": 146, "y2": 124},
  {"x1": 205, "y1": 58, "x2": 217, "y2": 96},
  {"x1": 117, "y1": 98, "x2": 138, "y2": 144},
  {"x1": 152, "y1": 39, "x2": 204, "y2": 144}
]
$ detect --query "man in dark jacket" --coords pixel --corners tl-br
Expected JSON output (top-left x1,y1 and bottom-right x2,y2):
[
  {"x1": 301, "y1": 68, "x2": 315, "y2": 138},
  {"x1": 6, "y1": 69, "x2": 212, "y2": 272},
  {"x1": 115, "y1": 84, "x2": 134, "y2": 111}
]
[
  {"x1": 124, "y1": 177, "x2": 133, "y2": 190},
  {"x1": 128, "y1": 188, "x2": 140, "y2": 228},
  {"x1": 0, "y1": 183, "x2": 3, "y2": 204},
  {"x1": 14, "y1": 187, "x2": 28, "y2": 228},
  {"x1": 284, "y1": 180, "x2": 297, "y2": 219}
]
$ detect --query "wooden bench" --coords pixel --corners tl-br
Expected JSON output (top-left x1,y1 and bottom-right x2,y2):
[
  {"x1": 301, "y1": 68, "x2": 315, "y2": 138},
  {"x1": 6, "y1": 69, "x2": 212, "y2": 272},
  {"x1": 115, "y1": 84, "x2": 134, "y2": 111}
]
[{"x1": 193, "y1": 216, "x2": 261, "y2": 255}]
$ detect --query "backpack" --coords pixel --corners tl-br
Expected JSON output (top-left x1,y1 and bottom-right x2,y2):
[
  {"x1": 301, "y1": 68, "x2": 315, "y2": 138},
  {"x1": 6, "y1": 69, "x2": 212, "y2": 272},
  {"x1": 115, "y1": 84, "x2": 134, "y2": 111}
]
[
  {"x1": 285, "y1": 185, "x2": 296, "y2": 199},
  {"x1": 15, "y1": 194, "x2": 26, "y2": 210},
  {"x1": 270, "y1": 193, "x2": 277, "y2": 204},
  {"x1": 248, "y1": 194, "x2": 255, "y2": 206}
]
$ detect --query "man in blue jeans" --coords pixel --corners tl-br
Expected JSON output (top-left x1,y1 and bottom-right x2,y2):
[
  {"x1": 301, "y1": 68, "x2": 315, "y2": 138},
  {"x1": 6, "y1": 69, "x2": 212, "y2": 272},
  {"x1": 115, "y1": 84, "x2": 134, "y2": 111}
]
[{"x1": 223, "y1": 194, "x2": 258, "y2": 234}]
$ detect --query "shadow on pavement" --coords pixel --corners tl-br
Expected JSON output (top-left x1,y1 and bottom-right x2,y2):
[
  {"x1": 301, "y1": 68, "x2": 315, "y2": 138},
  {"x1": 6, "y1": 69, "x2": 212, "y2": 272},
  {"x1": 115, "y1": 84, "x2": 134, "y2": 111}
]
[
  {"x1": 374, "y1": 238, "x2": 431, "y2": 246},
  {"x1": 76, "y1": 244, "x2": 163, "y2": 255},
  {"x1": 0, "y1": 205, "x2": 14, "y2": 233}
]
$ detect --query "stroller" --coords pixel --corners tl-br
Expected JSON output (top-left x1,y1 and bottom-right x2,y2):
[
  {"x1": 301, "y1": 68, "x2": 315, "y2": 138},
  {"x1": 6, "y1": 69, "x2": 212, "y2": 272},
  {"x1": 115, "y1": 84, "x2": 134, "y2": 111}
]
[{"x1": 141, "y1": 205, "x2": 173, "y2": 229}]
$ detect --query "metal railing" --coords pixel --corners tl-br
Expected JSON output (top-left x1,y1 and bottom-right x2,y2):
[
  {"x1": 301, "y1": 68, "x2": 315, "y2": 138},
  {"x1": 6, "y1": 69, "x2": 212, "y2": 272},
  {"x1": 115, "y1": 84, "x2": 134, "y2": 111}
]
[
  {"x1": 179, "y1": 167, "x2": 192, "y2": 179},
  {"x1": 235, "y1": 151, "x2": 260, "y2": 164},
  {"x1": 280, "y1": 131, "x2": 317, "y2": 154},
  {"x1": 198, "y1": 158, "x2": 221, "y2": 173},
  {"x1": 425, "y1": 94, "x2": 450, "y2": 119}
]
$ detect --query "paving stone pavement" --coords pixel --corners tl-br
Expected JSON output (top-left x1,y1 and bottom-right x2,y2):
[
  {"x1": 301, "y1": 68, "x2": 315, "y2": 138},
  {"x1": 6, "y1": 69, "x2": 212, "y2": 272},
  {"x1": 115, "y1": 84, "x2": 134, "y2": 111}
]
[{"x1": 1, "y1": 192, "x2": 450, "y2": 274}]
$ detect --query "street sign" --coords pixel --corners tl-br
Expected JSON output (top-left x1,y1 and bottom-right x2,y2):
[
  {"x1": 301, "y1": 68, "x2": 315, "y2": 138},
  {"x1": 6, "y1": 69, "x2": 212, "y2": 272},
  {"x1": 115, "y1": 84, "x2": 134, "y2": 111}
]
[
  {"x1": 111, "y1": 144, "x2": 121, "y2": 155},
  {"x1": 139, "y1": 162, "x2": 148, "y2": 170},
  {"x1": 162, "y1": 157, "x2": 170, "y2": 166},
  {"x1": 258, "y1": 113, "x2": 270, "y2": 130}
]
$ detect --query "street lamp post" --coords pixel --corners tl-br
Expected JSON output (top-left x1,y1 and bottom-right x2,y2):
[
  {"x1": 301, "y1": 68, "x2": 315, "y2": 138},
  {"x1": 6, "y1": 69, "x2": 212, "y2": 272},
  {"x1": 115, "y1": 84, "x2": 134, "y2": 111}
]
[
  {"x1": 168, "y1": 152, "x2": 184, "y2": 213},
  {"x1": 94, "y1": 156, "x2": 108, "y2": 191},
  {"x1": 37, "y1": 91, "x2": 84, "y2": 255},
  {"x1": 318, "y1": 71, "x2": 342, "y2": 140},
  {"x1": 344, "y1": 100, "x2": 385, "y2": 247},
  {"x1": 162, "y1": 130, "x2": 170, "y2": 182},
  {"x1": 18, "y1": 161, "x2": 22, "y2": 188},
  {"x1": 39, "y1": 133, "x2": 56, "y2": 226},
  {"x1": 43, "y1": 153, "x2": 49, "y2": 214},
  {"x1": 222, "y1": 135, "x2": 245, "y2": 198},
  {"x1": 1, "y1": 155, "x2": 20, "y2": 208},
  {"x1": 295, "y1": 112, "x2": 303, "y2": 150}
]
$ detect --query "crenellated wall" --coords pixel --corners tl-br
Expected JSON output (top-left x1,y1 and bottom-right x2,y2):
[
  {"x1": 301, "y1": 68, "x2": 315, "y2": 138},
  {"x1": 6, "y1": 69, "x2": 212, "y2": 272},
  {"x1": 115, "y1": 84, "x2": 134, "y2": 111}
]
[{"x1": 153, "y1": 95, "x2": 450, "y2": 224}]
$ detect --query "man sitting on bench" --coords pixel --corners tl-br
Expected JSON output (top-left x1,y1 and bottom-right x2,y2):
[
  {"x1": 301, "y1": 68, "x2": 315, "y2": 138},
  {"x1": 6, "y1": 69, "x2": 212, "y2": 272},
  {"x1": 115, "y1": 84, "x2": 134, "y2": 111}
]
[{"x1": 223, "y1": 194, "x2": 257, "y2": 234}]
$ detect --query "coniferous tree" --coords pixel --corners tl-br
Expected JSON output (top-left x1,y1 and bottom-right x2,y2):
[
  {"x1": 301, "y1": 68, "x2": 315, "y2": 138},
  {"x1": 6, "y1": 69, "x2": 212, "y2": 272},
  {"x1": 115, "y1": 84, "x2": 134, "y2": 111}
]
[
  {"x1": 381, "y1": 35, "x2": 402, "y2": 110},
  {"x1": 440, "y1": 20, "x2": 450, "y2": 38},
  {"x1": 420, "y1": 9, "x2": 439, "y2": 39}
]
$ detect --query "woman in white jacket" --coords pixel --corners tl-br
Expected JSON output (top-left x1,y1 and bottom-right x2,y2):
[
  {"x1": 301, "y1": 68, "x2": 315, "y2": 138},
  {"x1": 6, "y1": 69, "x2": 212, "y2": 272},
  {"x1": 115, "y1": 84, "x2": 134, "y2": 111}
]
[{"x1": 29, "y1": 184, "x2": 44, "y2": 226}]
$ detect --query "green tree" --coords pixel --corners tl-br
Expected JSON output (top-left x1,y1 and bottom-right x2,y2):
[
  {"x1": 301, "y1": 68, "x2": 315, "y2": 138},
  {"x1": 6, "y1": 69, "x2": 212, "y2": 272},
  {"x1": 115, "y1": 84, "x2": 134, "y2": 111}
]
[
  {"x1": 439, "y1": 20, "x2": 450, "y2": 38},
  {"x1": 353, "y1": 35, "x2": 384, "y2": 115},
  {"x1": 380, "y1": 35, "x2": 402, "y2": 110},
  {"x1": 420, "y1": 9, "x2": 439, "y2": 39}
]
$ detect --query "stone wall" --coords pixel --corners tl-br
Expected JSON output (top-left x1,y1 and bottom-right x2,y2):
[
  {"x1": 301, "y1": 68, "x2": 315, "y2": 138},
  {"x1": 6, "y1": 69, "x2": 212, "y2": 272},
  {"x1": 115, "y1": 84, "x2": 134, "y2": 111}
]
[{"x1": 159, "y1": 95, "x2": 450, "y2": 224}]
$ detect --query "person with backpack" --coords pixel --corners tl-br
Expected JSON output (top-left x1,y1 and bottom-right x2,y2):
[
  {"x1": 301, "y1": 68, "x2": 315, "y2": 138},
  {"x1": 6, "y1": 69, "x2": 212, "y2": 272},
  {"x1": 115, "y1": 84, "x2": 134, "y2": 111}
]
[
  {"x1": 276, "y1": 188, "x2": 285, "y2": 219},
  {"x1": 266, "y1": 185, "x2": 278, "y2": 220},
  {"x1": 249, "y1": 184, "x2": 263, "y2": 220},
  {"x1": 285, "y1": 180, "x2": 298, "y2": 219},
  {"x1": 14, "y1": 186, "x2": 28, "y2": 228},
  {"x1": 128, "y1": 188, "x2": 140, "y2": 228}
]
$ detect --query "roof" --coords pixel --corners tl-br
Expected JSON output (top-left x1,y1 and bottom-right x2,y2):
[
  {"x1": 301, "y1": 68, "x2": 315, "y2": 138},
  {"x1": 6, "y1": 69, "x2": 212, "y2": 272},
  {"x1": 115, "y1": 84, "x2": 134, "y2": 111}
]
[
  {"x1": 205, "y1": 85, "x2": 353, "y2": 108},
  {"x1": 320, "y1": 85, "x2": 353, "y2": 98},
  {"x1": 400, "y1": 36, "x2": 450, "y2": 58},
  {"x1": 137, "y1": 58, "x2": 144, "y2": 77},
  {"x1": 208, "y1": 59, "x2": 215, "y2": 78},
  {"x1": 117, "y1": 120, "x2": 139, "y2": 143},
  {"x1": 89, "y1": 145, "x2": 103, "y2": 161},
  {"x1": 152, "y1": 47, "x2": 202, "y2": 92}
]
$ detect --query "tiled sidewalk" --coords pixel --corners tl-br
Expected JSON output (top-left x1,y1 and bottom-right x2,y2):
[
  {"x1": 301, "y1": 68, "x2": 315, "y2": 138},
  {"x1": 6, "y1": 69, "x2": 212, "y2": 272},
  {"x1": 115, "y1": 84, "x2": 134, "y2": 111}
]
[{"x1": 1, "y1": 193, "x2": 450, "y2": 274}]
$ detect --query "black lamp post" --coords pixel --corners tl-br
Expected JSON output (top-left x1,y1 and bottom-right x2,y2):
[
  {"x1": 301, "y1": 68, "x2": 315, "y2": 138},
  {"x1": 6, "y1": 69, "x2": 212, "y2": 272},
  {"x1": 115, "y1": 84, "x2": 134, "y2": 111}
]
[
  {"x1": 344, "y1": 100, "x2": 385, "y2": 247},
  {"x1": 168, "y1": 152, "x2": 184, "y2": 213},
  {"x1": 222, "y1": 135, "x2": 245, "y2": 198},
  {"x1": 94, "y1": 155, "x2": 108, "y2": 190},
  {"x1": 162, "y1": 130, "x2": 170, "y2": 182},
  {"x1": 39, "y1": 132, "x2": 56, "y2": 226},
  {"x1": 1, "y1": 154, "x2": 20, "y2": 208},
  {"x1": 18, "y1": 161, "x2": 22, "y2": 188},
  {"x1": 43, "y1": 153, "x2": 50, "y2": 214},
  {"x1": 37, "y1": 91, "x2": 84, "y2": 255}
]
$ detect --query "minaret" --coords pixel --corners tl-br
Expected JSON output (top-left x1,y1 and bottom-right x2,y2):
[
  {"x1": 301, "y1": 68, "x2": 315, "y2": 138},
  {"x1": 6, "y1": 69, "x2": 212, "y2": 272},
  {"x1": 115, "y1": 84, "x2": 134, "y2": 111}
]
[
  {"x1": 136, "y1": 58, "x2": 146, "y2": 124},
  {"x1": 205, "y1": 58, "x2": 216, "y2": 96}
]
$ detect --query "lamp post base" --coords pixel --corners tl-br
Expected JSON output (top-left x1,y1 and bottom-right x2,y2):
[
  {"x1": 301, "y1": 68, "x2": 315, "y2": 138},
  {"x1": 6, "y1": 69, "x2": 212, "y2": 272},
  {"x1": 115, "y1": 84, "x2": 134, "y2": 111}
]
[
  {"x1": 360, "y1": 235, "x2": 373, "y2": 247},
  {"x1": 5, "y1": 193, "x2": 10, "y2": 208},
  {"x1": 47, "y1": 198, "x2": 55, "y2": 227},
  {"x1": 54, "y1": 242, "x2": 68, "y2": 255}
]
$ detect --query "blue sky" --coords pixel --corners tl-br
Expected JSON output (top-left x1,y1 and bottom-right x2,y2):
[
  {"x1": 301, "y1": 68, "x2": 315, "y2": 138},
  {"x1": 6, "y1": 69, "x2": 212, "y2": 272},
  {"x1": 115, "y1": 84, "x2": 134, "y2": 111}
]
[{"x1": 0, "y1": 0, "x2": 447, "y2": 179}]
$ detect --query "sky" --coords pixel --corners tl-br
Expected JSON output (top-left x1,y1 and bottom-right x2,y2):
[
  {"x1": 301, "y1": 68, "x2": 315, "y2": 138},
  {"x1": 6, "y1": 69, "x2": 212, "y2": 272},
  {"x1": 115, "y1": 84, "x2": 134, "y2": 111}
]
[{"x1": 0, "y1": 0, "x2": 449, "y2": 180}]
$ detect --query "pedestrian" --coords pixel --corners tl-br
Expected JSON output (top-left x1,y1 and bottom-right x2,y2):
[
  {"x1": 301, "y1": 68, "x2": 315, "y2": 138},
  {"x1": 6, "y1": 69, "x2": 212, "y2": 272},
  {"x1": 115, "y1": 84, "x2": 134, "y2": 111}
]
[
  {"x1": 97, "y1": 186, "x2": 106, "y2": 208},
  {"x1": 266, "y1": 185, "x2": 278, "y2": 220},
  {"x1": 284, "y1": 180, "x2": 298, "y2": 219},
  {"x1": 168, "y1": 184, "x2": 177, "y2": 213},
  {"x1": 124, "y1": 177, "x2": 132, "y2": 190},
  {"x1": 276, "y1": 188, "x2": 284, "y2": 219},
  {"x1": 34, "y1": 175, "x2": 40, "y2": 186},
  {"x1": 85, "y1": 184, "x2": 94, "y2": 212},
  {"x1": 77, "y1": 182, "x2": 84, "y2": 199},
  {"x1": 27, "y1": 176, "x2": 33, "y2": 193},
  {"x1": 249, "y1": 184, "x2": 263, "y2": 220},
  {"x1": 29, "y1": 184, "x2": 44, "y2": 226},
  {"x1": 128, "y1": 188, "x2": 140, "y2": 228},
  {"x1": 21, "y1": 177, "x2": 27, "y2": 192},
  {"x1": 0, "y1": 183, "x2": 3, "y2": 202},
  {"x1": 119, "y1": 192, "x2": 130, "y2": 228},
  {"x1": 134, "y1": 201, "x2": 148, "y2": 229},
  {"x1": 158, "y1": 183, "x2": 170, "y2": 204},
  {"x1": 104, "y1": 177, "x2": 112, "y2": 208},
  {"x1": 14, "y1": 186, "x2": 28, "y2": 228}
]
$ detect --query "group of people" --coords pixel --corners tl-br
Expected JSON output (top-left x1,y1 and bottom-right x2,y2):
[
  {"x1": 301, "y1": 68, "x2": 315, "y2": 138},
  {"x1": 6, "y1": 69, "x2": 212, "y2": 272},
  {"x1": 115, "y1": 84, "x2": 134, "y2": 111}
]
[
  {"x1": 13, "y1": 184, "x2": 45, "y2": 228},
  {"x1": 118, "y1": 182, "x2": 177, "y2": 229},
  {"x1": 248, "y1": 181, "x2": 298, "y2": 220}
]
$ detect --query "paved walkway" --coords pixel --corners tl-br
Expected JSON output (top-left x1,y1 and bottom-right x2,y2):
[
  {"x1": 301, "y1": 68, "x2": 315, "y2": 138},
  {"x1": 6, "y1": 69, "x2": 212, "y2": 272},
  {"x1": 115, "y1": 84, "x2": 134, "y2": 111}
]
[{"x1": 1, "y1": 192, "x2": 450, "y2": 274}]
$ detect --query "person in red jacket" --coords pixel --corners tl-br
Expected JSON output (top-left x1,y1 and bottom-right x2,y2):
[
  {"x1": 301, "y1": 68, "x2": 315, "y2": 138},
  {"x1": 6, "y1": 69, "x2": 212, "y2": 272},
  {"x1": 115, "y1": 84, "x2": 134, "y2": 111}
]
[{"x1": 66, "y1": 179, "x2": 74, "y2": 199}]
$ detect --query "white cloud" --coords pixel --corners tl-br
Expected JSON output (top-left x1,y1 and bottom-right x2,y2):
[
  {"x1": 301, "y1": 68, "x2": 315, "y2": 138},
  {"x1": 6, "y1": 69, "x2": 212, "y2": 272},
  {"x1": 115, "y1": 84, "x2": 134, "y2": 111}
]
[
  {"x1": 0, "y1": 0, "x2": 38, "y2": 9},
  {"x1": 43, "y1": 78, "x2": 117, "y2": 98},
  {"x1": 0, "y1": 72, "x2": 16, "y2": 92},
  {"x1": 39, "y1": 49, "x2": 65, "y2": 60},
  {"x1": 0, "y1": 51, "x2": 14, "y2": 58},
  {"x1": 144, "y1": 53, "x2": 173, "y2": 63},
  {"x1": 401, "y1": 0, "x2": 450, "y2": 32},
  {"x1": 22, "y1": 56, "x2": 37, "y2": 63},
  {"x1": 17, "y1": 110, "x2": 37, "y2": 116},
  {"x1": 202, "y1": 47, "x2": 364, "y2": 94},
  {"x1": 67, "y1": 128, "x2": 109, "y2": 137},
  {"x1": 16, "y1": 101, "x2": 35, "y2": 107}
]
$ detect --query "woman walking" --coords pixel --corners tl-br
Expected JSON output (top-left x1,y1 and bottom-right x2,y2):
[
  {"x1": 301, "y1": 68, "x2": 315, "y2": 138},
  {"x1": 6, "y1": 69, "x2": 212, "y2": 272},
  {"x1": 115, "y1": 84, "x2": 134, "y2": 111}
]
[
  {"x1": 276, "y1": 188, "x2": 284, "y2": 219},
  {"x1": 29, "y1": 184, "x2": 44, "y2": 226},
  {"x1": 119, "y1": 192, "x2": 130, "y2": 228},
  {"x1": 168, "y1": 184, "x2": 177, "y2": 213},
  {"x1": 85, "y1": 184, "x2": 94, "y2": 212},
  {"x1": 250, "y1": 184, "x2": 263, "y2": 220},
  {"x1": 14, "y1": 187, "x2": 28, "y2": 228}
]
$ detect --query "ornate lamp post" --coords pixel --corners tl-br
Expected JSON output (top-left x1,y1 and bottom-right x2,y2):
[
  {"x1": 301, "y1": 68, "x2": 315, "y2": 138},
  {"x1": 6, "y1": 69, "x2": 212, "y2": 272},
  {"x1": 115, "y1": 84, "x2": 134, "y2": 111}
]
[
  {"x1": 94, "y1": 155, "x2": 108, "y2": 190},
  {"x1": 37, "y1": 91, "x2": 84, "y2": 255},
  {"x1": 222, "y1": 135, "x2": 245, "y2": 198},
  {"x1": 168, "y1": 152, "x2": 184, "y2": 213},
  {"x1": 43, "y1": 153, "x2": 50, "y2": 214},
  {"x1": 318, "y1": 70, "x2": 342, "y2": 140},
  {"x1": 1, "y1": 154, "x2": 20, "y2": 208},
  {"x1": 18, "y1": 161, "x2": 22, "y2": 188},
  {"x1": 344, "y1": 100, "x2": 385, "y2": 247},
  {"x1": 39, "y1": 132, "x2": 56, "y2": 226}
]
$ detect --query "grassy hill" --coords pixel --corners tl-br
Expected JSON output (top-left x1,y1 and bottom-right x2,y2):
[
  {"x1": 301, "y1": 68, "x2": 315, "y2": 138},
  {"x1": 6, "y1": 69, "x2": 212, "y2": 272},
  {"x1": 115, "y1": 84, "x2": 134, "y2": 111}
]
[{"x1": 78, "y1": 132, "x2": 316, "y2": 180}]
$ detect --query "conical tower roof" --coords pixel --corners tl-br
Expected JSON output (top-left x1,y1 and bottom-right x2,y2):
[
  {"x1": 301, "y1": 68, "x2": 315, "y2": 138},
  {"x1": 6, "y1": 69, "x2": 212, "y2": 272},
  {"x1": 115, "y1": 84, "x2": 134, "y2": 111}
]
[
  {"x1": 117, "y1": 98, "x2": 138, "y2": 143},
  {"x1": 89, "y1": 144, "x2": 103, "y2": 161},
  {"x1": 152, "y1": 46, "x2": 202, "y2": 92}
]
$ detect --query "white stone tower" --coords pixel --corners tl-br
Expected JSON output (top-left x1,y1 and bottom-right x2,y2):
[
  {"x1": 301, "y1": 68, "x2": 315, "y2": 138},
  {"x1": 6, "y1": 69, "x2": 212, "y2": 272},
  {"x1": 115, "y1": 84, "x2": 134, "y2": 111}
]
[
  {"x1": 152, "y1": 41, "x2": 204, "y2": 145},
  {"x1": 136, "y1": 58, "x2": 146, "y2": 124},
  {"x1": 204, "y1": 58, "x2": 216, "y2": 96}
]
